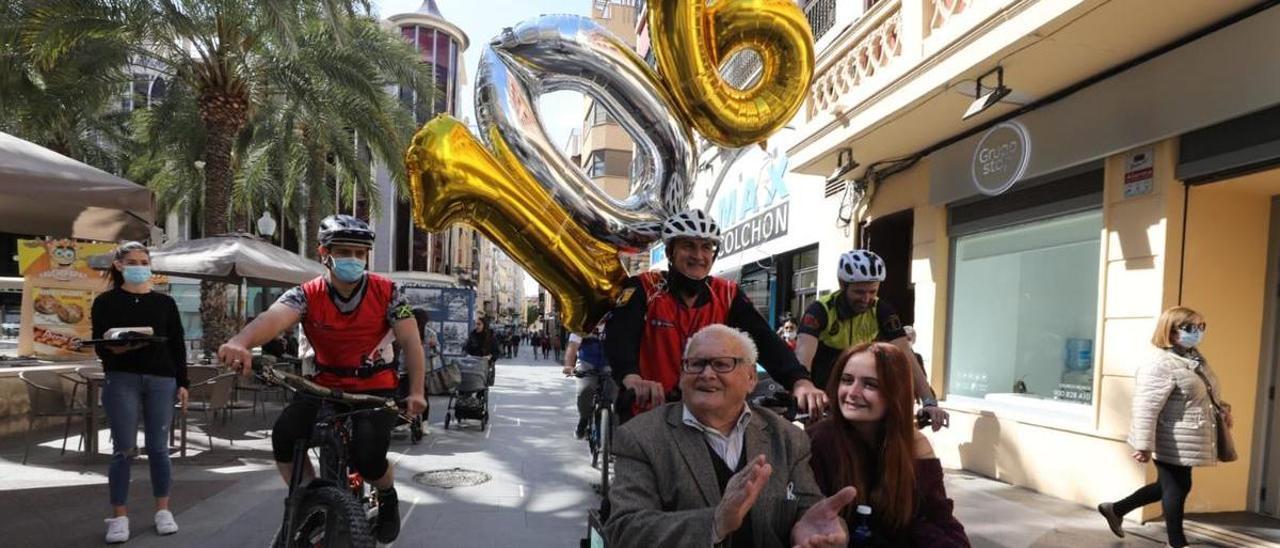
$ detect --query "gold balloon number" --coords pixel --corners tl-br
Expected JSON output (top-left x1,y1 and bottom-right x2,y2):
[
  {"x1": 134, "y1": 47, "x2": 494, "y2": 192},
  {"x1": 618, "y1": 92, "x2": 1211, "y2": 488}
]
[
  {"x1": 406, "y1": 115, "x2": 629, "y2": 333},
  {"x1": 649, "y1": 0, "x2": 815, "y2": 148}
]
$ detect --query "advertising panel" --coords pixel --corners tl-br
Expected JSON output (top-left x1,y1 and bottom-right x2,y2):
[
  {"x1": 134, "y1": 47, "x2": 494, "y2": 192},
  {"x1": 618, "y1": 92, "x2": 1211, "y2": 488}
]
[
  {"x1": 17, "y1": 238, "x2": 116, "y2": 359},
  {"x1": 398, "y1": 281, "x2": 475, "y2": 362}
]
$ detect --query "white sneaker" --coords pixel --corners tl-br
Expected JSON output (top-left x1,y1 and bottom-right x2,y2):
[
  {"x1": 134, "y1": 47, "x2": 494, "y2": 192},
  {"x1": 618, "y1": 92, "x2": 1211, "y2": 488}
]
[
  {"x1": 154, "y1": 510, "x2": 179, "y2": 535},
  {"x1": 105, "y1": 516, "x2": 130, "y2": 544}
]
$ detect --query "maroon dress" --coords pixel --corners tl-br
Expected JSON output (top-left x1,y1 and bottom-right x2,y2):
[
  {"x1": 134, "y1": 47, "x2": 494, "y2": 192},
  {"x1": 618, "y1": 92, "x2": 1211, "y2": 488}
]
[{"x1": 808, "y1": 420, "x2": 970, "y2": 547}]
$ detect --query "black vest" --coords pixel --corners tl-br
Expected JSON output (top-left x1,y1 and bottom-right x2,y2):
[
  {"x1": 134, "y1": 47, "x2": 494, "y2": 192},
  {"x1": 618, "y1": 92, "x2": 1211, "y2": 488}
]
[{"x1": 707, "y1": 439, "x2": 754, "y2": 547}]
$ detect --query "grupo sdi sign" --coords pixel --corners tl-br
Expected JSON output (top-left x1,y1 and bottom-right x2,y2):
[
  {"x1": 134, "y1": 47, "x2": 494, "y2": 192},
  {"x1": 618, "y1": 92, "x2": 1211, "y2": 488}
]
[{"x1": 971, "y1": 121, "x2": 1031, "y2": 196}]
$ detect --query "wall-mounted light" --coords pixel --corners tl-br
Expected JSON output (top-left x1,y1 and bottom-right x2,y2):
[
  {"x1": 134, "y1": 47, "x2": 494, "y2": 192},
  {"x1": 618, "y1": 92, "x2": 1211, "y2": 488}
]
[
  {"x1": 962, "y1": 66, "x2": 1011, "y2": 121},
  {"x1": 827, "y1": 147, "x2": 859, "y2": 184}
]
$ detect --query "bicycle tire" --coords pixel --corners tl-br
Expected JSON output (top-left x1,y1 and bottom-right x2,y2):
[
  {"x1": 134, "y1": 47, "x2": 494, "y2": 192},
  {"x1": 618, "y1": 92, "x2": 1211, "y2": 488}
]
[
  {"x1": 276, "y1": 485, "x2": 375, "y2": 548},
  {"x1": 588, "y1": 409, "x2": 601, "y2": 467},
  {"x1": 599, "y1": 406, "x2": 612, "y2": 498}
]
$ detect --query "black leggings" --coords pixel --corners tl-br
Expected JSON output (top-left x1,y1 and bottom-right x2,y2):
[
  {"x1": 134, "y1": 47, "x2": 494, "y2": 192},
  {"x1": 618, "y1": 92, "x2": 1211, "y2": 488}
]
[
  {"x1": 271, "y1": 391, "x2": 398, "y2": 481},
  {"x1": 1112, "y1": 459, "x2": 1193, "y2": 547}
]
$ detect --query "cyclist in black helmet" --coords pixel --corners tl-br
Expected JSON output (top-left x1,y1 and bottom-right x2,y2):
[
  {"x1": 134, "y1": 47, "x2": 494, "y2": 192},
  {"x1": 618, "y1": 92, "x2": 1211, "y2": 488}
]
[{"x1": 218, "y1": 214, "x2": 425, "y2": 543}]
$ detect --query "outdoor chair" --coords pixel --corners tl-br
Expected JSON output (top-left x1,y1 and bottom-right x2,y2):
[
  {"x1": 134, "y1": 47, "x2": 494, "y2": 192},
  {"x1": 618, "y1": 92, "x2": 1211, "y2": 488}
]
[
  {"x1": 235, "y1": 355, "x2": 286, "y2": 416},
  {"x1": 173, "y1": 366, "x2": 235, "y2": 456},
  {"x1": 20, "y1": 370, "x2": 93, "y2": 465}
]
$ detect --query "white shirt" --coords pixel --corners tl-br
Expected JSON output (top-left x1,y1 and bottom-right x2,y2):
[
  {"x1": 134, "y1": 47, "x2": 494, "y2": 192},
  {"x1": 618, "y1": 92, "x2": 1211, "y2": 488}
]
[{"x1": 681, "y1": 404, "x2": 753, "y2": 470}]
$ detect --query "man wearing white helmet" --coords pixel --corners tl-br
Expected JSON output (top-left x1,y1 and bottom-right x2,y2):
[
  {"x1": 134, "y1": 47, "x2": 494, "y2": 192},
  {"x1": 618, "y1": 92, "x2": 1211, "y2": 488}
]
[
  {"x1": 795, "y1": 249, "x2": 949, "y2": 430},
  {"x1": 604, "y1": 209, "x2": 828, "y2": 416}
]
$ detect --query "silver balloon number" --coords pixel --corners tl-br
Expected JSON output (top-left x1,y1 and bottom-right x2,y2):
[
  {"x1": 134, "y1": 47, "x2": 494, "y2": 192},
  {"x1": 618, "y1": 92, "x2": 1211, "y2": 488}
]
[{"x1": 476, "y1": 15, "x2": 696, "y2": 251}]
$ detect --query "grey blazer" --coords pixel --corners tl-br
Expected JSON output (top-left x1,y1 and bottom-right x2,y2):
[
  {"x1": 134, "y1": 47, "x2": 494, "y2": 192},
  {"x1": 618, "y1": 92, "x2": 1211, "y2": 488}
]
[{"x1": 605, "y1": 403, "x2": 825, "y2": 548}]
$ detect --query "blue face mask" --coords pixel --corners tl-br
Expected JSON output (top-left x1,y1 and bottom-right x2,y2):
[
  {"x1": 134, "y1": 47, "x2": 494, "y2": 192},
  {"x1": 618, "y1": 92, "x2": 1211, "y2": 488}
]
[
  {"x1": 122, "y1": 265, "x2": 151, "y2": 285},
  {"x1": 330, "y1": 257, "x2": 366, "y2": 283},
  {"x1": 1176, "y1": 328, "x2": 1203, "y2": 348}
]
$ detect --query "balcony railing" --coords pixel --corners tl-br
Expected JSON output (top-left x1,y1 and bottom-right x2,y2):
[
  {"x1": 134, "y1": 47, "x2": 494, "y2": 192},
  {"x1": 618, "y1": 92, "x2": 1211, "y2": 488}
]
[
  {"x1": 807, "y1": 0, "x2": 902, "y2": 121},
  {"x1": 805, "y1": 0, "x2": 839, "y2": 43},
  {"x1": 927, "y1": 0, "x2": 974, "y2": 37},
  {"x1": 720, "y1": 50, "x2": 763, "y2": 90}
]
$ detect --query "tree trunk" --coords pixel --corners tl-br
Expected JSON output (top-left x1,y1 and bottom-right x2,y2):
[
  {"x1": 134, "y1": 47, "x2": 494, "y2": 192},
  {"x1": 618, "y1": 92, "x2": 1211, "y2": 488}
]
[
  {"x1": 197, "y1": 86, "x2": 248, "y2": 355},
  {"x1": 303, "y1": 142, "x2": 327, "y2": 260}
]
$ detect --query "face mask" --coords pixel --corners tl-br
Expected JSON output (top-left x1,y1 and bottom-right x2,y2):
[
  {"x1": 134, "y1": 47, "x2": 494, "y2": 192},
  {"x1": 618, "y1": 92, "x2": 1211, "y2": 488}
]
[
  {"x1": 1176, "y1": 328, "x2": 1203, "y2": 348},
  {"x1": 782, "y1": 329, "x2": 797, "y2": 341},
  {"x1": 122, "y1": 265, "x2": 151, "y2": 285},
  {"x1": 330, "y1": 257, "x2": 366, "y2": 283}
]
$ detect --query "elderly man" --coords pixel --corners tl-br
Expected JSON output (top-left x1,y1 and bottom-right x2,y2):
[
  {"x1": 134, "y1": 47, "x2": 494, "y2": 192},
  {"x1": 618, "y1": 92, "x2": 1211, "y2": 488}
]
[{"x1": 607, "y1": 324, "x2": 856, "y2": 548}]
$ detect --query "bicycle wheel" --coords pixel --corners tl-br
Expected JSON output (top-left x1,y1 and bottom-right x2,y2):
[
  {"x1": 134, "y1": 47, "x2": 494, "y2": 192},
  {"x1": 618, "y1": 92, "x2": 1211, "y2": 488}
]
[
  {"x1": 588, "y1": 409, "x2": 601, "y2": 467},
  {"x1": 276, "y1": 485, "x2": 375, "y2": 548},
  {"x1": 599, "y1": 406, "x2": 612, "y2": 498}
]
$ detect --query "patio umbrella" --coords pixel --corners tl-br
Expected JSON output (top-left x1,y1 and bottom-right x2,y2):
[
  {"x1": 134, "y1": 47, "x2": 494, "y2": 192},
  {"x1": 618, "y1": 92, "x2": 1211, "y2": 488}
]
[
  {"x1": 0, "y1": 131, "x2": 153, "y2": 241},
  {"x1": 90, "y1": 233, "x2": 325, "y2": 287}
]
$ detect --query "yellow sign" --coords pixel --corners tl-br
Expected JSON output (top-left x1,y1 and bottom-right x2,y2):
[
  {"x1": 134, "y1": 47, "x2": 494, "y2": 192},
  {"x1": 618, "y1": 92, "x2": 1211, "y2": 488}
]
[
  {"x1": 18, "y1": 238, "x2": 116, "y2": 282},
  {"x1": 17, "y1": 239, "x2": 115, "y2": 359}
]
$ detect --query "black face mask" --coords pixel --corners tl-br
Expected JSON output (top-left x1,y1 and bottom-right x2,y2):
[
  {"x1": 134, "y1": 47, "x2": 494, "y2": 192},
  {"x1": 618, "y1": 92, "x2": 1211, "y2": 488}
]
[{"x1": 666, "y1": 268, "x2": 706, "y2": 297}]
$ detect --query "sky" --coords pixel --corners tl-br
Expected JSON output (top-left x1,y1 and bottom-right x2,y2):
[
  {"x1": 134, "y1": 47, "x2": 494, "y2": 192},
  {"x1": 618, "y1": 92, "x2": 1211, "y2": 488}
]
[{"x1": 372, "y1": 0, "x2": 592, "y2": 297}]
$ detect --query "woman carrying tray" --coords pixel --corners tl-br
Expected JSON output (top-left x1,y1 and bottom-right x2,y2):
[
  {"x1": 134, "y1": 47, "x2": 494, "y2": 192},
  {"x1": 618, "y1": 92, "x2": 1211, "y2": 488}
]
[{"x1": 90, "y1": 241, "x2": 188, "y2": 544}]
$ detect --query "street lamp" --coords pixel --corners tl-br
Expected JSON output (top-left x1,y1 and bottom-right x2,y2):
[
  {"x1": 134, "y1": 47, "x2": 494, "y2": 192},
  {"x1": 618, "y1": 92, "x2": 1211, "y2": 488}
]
[{"x1": 257, "y1": 211, "x2": 277, "y2": 241}]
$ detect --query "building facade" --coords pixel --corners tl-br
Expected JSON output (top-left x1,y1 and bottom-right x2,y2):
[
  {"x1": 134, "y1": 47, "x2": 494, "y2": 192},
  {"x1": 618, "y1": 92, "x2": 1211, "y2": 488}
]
[
  {"x1": 580, "y1": 0, "x2": 649, "y2": 275},
  {"x1": 375, "y1": 0, "x2": 485, "y2": 285},
  {"x1": 781, "y1": 0, "x2": 1280, "y2": 527}
]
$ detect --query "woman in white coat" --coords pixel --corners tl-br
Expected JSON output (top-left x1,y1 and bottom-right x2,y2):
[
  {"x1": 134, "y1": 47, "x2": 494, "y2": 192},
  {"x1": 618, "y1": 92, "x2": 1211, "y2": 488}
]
[{"x1": 1097, "y1": 306, "x2": 1232, "y2": 547}]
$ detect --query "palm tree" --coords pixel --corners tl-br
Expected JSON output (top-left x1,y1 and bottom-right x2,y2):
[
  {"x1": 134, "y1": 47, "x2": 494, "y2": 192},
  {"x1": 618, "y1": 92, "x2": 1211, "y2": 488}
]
[
  {"x1": 18, "y1": 0, "x2": 430, "y2": 352},
  {"x1": 234, "y1": 15, "x2": 434, "y2": 258},
  {"x1": 0, "y1": 0, "x2": 133, "y2": 169}
]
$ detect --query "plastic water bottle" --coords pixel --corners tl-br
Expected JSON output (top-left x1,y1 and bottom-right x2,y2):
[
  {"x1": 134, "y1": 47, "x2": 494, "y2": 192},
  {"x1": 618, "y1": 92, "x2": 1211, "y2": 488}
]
[{"x1": 851, "y1": 504, "x2": 873, "y2": 546}]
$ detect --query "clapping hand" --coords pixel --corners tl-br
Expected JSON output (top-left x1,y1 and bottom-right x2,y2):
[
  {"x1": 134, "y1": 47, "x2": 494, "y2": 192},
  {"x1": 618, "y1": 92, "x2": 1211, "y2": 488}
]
[
  {"x1": 791, "y1": 486, "x2": 856, "y2": 548},
  {"x1": 714, "y1": 455, "x2": 772, "y2": 540}
]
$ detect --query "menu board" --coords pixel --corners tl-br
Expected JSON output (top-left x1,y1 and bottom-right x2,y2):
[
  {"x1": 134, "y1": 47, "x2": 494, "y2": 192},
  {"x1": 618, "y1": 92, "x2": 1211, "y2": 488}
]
[{"x1": 17, "y1": 239, "x2": 116, "y2": 359}]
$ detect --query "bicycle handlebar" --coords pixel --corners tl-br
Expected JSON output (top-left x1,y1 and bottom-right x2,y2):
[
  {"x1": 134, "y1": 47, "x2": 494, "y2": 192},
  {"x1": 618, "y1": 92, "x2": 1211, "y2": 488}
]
[{"x1": 257, "y1": 365, "x2": 398, "y2": 410}]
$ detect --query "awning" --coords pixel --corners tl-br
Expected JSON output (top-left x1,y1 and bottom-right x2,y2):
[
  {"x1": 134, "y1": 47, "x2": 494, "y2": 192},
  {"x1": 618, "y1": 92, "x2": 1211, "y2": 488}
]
[
  {"x1": 89, "y1": 234, "x2": 325, "y2": 287},
  {"x1": 0, "y1": 131, "x2": 153, "y2": 241}
]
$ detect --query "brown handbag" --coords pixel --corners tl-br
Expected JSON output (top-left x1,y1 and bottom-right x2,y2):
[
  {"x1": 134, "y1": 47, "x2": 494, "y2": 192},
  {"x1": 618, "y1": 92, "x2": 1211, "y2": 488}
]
[{"x1": 1194, "y1": 366, "x2": 1237, "y2": 463}]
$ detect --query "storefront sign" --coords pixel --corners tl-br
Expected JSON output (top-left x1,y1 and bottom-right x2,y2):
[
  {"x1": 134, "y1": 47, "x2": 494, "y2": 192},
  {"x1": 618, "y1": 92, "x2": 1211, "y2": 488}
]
[
  {"x1": 720, "y1": 201, "x2": 790, "y2": 259},
  {"x1": 971, "y1": 122, "x2": 1031, "y2": 196},
  {"x1": 1123, "y1": 147, "x2": 1155, "y2": 198}
]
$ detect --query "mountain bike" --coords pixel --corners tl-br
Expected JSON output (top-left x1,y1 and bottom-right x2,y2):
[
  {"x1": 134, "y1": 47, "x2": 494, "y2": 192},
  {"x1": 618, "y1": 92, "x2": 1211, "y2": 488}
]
[{"x1": 253, "y1": 365, "x2": 402, "y2": 548}]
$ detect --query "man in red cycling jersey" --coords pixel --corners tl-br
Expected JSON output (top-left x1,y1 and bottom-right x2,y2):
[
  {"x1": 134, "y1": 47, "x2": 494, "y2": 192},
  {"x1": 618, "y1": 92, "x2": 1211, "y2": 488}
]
[
  {"x1": 218, "y1": 215, "x2": 425, "y2": 544},
  {"x1": 604, "y1": 208, "x2": 827, "y2": 415}
]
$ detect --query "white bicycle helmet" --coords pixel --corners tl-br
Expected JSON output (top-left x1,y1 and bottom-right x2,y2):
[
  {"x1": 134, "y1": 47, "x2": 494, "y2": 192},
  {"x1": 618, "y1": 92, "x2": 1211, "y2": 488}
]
[
  {"x1": 661, "y1": 208, "x2": 721, "y2": 244},
  {"x1": 837, "y1": 250, "x2": 886, "y2": 283}
]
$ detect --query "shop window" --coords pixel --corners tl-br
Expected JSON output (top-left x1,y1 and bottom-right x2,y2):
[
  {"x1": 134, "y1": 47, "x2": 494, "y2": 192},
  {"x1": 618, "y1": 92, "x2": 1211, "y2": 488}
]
[
  {"x1": 946, "y1": 209, "x2": 1102, "y2": 407},
  {"x1": 740, "y1": 267, "x2": 772, "y2": 321},
  {"x1": 788, "y1": 246, "x2": 819, "y2": 320}
]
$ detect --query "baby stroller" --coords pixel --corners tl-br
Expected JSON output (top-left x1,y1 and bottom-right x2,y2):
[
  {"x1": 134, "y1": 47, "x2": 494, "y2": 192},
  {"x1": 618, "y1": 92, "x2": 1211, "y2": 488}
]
[{"x1": 444, "y1": 355, "x2": 490, "y2": 430}]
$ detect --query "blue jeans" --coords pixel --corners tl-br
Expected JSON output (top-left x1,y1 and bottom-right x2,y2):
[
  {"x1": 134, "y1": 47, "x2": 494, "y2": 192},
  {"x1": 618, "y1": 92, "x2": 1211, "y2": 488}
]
[{"x1": 102, "y1": 371, "x2": 176, "y2": 507}]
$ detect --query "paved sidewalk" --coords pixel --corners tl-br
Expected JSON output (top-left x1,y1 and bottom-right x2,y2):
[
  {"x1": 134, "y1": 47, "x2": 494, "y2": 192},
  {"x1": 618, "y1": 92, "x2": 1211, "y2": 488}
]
[{"x1": 0, "y1": 350, "x2": 1239, "y2": 547}]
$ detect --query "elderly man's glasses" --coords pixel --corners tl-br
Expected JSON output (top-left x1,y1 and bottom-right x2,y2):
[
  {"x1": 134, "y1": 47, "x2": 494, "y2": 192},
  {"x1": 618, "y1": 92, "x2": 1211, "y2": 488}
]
[
  {"x1": 681, "y1": 357, "x2": 743, "y2": 374},
  {"x1": 1178, "y1": 322, "x2": 1207, "y2": 333}
]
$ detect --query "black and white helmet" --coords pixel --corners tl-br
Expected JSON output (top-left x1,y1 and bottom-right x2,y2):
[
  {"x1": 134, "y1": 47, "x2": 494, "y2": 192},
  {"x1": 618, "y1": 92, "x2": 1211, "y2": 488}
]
[
  {"x1": 318, "y1": 214, "x2": 375, "y2": 248},
  {"x1": 837, "y1": 250, "x2": 885, "y2": 283},
  {"x1": 661, "y1": 208, "x2": 721, "y2": 244}
]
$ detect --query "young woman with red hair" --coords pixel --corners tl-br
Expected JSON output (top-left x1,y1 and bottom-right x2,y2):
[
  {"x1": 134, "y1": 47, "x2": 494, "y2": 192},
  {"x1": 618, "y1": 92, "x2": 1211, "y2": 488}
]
[{"x1": 807, "y1": 342, "x2": 969, "y2": 547}]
